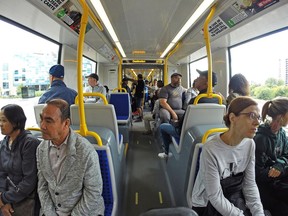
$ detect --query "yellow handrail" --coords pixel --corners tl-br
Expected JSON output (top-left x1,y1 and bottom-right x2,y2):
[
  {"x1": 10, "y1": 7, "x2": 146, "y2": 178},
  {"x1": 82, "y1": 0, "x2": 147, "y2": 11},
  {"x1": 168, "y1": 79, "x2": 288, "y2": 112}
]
[
  {"x1": 193, "y1": 93, "x2": 223, "y2": 105},
  {"x1": 112, "y1": 88, "x2": 127, "y2": 93},
  {"x1": 74, "y1": 92, "x2": 108, "y2": 105},
  {"x1": 75, "y1": 0, "x2": 102, "y2": 146},
  {"x1": 114, "y1": 47, "x2": 123, "y2": 89},
  {"x1": 202, "y1": 128, "x2": 228, "y2": 143},
  {"x1": 203, "y1": 4, "x2": 217, "y2": 98},
  {"x1": 26, "y1": 127, "x2": 41, "y2": 132}
]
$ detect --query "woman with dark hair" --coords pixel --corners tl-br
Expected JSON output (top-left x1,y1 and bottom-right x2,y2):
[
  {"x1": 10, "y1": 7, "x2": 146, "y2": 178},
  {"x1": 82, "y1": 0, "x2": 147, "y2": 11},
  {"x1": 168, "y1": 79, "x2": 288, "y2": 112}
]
[
  {"x1": 0, "y1": 104, "x2": 40, "y2": 216},
  {"x1": 227, "y1": 73, "x2": 250, "y2": 105},
  {"x1": 254, "y1": 97, "x2": 288, "y2": 216},
  {"x1": 192, "y1": 96, "x2": 265, "y2": 215}
]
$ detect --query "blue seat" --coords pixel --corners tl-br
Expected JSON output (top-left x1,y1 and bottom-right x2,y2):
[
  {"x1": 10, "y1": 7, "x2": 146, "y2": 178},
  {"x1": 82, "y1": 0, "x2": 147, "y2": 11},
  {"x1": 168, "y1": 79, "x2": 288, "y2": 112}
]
[{"x1": 109, "y1": 93, "x2": 131, "y2": 125}]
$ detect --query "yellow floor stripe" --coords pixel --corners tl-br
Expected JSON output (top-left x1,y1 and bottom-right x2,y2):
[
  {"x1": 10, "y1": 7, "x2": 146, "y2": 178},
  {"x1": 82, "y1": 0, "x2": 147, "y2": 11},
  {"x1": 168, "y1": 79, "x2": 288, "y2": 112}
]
[
  {"x1": 135, "y1": 192, "x2": 139, "y2": 205},
  {"x1": 149, "y1": 140, "x2": 152, "y2": 145},
  {"x1": 124, "y1": 143, "x2": 129, "y2": 156},
  {"x1": 158, "y1": 192, "x2": 163, "y2": 204},
  {"x1": 137, "y1": 140, "x2": 139, "y2": 144}
]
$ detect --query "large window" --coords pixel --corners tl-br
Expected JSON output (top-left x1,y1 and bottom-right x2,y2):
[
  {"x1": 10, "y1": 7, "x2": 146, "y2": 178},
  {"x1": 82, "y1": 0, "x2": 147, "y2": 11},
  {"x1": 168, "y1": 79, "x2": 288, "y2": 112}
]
[
  {"x1": 230, "y1": 28, "x2": 288, "y2": 100},
  {"x1": 189, "y1": 57, "x2": 208, "y2": 86}
]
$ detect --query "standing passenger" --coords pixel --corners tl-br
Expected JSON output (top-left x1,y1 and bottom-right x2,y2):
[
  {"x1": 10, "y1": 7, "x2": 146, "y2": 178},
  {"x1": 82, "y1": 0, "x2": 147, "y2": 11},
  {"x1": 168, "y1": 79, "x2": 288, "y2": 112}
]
[
  {"x1": 0, "y1": 104, "x2": 40, "y2": 216},
  {"x1": 254, "y1": 97, "x2": 288, "y2": 216},
  {"x1": 38, "y1": 64, "x2": 77, "y2": 106},
  {"x1": 192, "y1": 96, "x2": 265, "y2": 216},
  {"x1": 84, "y1": 73, "x2": 107, "y2": 103},
  {"x1": 37, "y1": 99, "x2": 104, "y2": 216}
]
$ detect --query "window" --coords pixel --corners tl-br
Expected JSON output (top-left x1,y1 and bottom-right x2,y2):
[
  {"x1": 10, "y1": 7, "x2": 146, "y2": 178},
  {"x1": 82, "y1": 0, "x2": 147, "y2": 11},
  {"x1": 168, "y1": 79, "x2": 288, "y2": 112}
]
[{"x1": 189, "y1": 57, "x2": 208, "y2": 86}]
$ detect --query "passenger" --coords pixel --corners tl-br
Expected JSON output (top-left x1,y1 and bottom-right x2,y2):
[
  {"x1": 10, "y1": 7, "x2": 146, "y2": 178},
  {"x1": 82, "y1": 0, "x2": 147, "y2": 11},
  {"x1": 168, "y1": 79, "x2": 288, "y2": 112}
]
[
  {"x1": 84, "y1": 73, "x2": 107, "y2": 103},
  {"x1": 254, "y1": 97, "x2": 288, "y2": 216},
  {"x1": 183, "y1": 79, "x2": 199, "y2": 110},
  {"x1": 227, "y1": 73, "x2": 250, "y2": 106},
  {"x1": 126, "y1": 74, "x2": 145, "y2": 121},
  {"x1": 121, "y1": 77, "x2": 132, "y2": 99},
  {"x1": 38, "y1": 64, "x2": 77, "y2": 106},
  {"x1": 188, "y1": 69, "x2": 220, "y2": 105},
  {"x1": 158, "y1": 72, "x2": 186, "y2": 123},
  {"x1": 104, "y1": 85, "x2": 110, "y2": 101},
  {"x1": 192, "y1": 96, "x2": 265, "y2": 215},
  {"x1": 37, "y1": 99, "x2": 104, "y2": 215},
  {"x1": 150, "y1": 80, "x2": 164, "y2": 111},
  {"x1": 0, "y1": 104, "x2": 40, "y2": 216}
]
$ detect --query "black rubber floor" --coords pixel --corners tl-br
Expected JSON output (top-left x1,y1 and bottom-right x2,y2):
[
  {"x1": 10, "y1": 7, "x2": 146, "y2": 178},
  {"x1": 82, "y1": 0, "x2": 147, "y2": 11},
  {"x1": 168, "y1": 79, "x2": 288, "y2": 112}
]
[{"x1": 122, "y1": 122, "x2": 173, "y2": 216}]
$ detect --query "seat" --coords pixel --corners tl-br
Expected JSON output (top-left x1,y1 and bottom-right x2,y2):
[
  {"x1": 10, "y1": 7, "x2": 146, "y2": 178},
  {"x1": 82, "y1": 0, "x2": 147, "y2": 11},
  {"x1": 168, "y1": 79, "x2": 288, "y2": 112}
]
[
  {"x1": 94, "y1": 144, "x2": 118, "y2": 216},
  {"x1": 34, "y1": 104, "x2": 45, "y2": 127},
  {"x1": 171, "y1": 103, "x2": 226, "y2": 153},
  {"x1": 70, "y1": 104, "x2": 124, "y2": 156},
  {"x1": 109, "y1": 92, "x2": 131, "y2": 125},
  {"x1": 186, "y1": 143, "x2": 203, "y2": 208}
]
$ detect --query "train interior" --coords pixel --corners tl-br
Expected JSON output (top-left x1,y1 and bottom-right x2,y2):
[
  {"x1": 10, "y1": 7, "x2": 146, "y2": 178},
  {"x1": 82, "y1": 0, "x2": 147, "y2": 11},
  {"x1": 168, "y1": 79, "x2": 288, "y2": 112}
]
[{"x1": 1, "y1": 0, "x2": 288, "y2": 215}]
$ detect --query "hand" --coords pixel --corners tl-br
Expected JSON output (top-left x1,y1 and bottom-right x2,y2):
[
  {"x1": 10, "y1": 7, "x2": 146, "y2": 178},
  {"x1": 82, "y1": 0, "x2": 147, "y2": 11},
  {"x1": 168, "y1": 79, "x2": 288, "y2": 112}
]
[
  {"x1": 171, "y1": 113, "x2": 178, "y2": 121},
  {"x1": 1, "y1": 204, "x2": 14, "y2": 216},
  {"x1": 268, "y1": 167, "x2": 281, "y2": 178}
]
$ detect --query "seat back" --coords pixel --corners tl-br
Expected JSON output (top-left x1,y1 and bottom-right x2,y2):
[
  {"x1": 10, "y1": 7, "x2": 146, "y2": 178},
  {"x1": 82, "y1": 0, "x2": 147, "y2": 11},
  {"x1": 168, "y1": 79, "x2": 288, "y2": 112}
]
[
  {"x1": 70, "y1": 104, "x2": 123, "y2": 153},
  {"x1": 172, "y1": 103, "x2": 226, "y2": 153},
  {"x1": 94, "y1": 145, "x2": 118, "y2": 216},
  {"x1": 109, "y1": 93, "x2": 131, "y2": 124},
  {"x1": 34, "y1": 104, "x2": 45, "y2": 127},
  {"x1": 186, "y1": 143, "x2": 203, "y2": 208}
]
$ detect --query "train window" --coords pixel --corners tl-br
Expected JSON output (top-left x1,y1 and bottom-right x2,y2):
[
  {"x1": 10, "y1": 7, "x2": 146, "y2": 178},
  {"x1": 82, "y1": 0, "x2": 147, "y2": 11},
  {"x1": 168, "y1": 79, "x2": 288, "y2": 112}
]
[
  {"x1": 230, "y1": 28, "x2": 288, "y2": 101},
  {"x1": 189, "y1": 57, "x2": 208, "y2": 86},
  {"x1": 82, "y1": 56, "x2": 97, "y2": 88}
]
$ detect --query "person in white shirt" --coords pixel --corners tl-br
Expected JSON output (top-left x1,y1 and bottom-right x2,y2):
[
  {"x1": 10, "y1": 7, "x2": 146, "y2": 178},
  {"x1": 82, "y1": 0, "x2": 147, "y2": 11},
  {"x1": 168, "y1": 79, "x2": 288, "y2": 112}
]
[
  {"x1": 84, "y1": 73, "x2": 106, "y2": 103},
  {"x1": 192, "y1": 96, "x2": 265, "y2": 216}
]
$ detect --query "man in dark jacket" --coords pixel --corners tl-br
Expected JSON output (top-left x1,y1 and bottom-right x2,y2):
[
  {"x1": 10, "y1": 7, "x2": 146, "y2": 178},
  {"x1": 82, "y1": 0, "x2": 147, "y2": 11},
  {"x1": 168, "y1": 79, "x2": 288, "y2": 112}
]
[{"x1": 38, "y1": 64, "x2": 77, "y2": 106}]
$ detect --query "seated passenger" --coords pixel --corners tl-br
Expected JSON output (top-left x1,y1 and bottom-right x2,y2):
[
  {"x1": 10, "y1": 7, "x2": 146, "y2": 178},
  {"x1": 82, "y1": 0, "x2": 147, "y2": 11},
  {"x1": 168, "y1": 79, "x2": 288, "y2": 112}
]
[
  {"x1": 84, "y1": 73, "x2": 107, "y2": 103},
  {"x1": 192, "y1": 96, "x2": 265, "y2": 215},
  {"x1": 226, "y1": 73, "x2": 250, "y2": 106},
  {"x1": 158, "y1": 72, "x2": 186, "y2": 123},
  {"x1": 0, "y1": 104, "x2": 40, "y2": 216},
  {"x1": 188, "y1": 69, "x2": 220, "y2": 105},
  {"x1": 254, "y1": 97, "x2": 288, "y2": 216},
  {"x1": 38, "y1": 64, "x2": 77, "y2": 106},
  {"x1": 183, "y1": 79, "x2": 198, "y2": 110},
  {"x1": 143, "y1": 99, "x2": 160, "y2": 135}
]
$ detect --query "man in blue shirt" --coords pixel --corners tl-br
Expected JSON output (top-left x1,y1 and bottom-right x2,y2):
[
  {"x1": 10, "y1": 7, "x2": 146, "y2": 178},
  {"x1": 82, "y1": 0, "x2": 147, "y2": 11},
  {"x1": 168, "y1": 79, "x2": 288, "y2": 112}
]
[{"x1": 38, "y1": 65, "x2": 77, "y2": 106}]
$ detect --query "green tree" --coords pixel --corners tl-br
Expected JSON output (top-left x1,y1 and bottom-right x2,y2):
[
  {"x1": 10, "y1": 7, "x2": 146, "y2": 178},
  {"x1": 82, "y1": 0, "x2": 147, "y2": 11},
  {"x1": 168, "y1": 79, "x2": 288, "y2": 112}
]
[
  {"x1": 265, "y1": 78, "x2": 278, "y2": 87},
  {"x1": 274, "y1": 86, "x2": 288, "y2": 97},
  {"x1": 254, "y1": 86, "x2": 274, "y2": 100}
]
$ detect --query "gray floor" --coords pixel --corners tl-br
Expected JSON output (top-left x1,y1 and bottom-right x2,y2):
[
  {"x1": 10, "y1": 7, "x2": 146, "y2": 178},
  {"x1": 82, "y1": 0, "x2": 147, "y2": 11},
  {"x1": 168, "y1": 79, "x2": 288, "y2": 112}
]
[{"x1": 122, "y1": 112, "x2": 173, "y2": 216}]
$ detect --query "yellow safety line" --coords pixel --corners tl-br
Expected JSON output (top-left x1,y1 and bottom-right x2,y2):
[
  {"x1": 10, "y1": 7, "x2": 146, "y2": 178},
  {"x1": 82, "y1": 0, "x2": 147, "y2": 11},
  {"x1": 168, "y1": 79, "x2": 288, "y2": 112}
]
[
  {"x1": 158, "y1": 192, "x2": 163, "y2": 204},
  {"x1": 124, "y1": 143, "x2": 129, "y2": 157},
  {"x1": 135, "y1": 192, "x2": 139, "y2": 205}
]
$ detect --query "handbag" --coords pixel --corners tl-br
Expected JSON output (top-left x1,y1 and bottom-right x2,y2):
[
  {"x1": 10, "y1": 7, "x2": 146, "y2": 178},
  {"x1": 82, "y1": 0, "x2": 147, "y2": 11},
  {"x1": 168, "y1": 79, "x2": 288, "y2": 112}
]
[{"x1": 202, "y1": 172, "x2": 252, "y2": 216}]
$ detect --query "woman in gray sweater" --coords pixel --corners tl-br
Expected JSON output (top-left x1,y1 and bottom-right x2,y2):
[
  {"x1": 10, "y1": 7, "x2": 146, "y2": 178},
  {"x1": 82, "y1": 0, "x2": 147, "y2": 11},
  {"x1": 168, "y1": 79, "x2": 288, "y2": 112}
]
[{"x1": 192, "y1": 96, "x2": 265, "y2": 216}]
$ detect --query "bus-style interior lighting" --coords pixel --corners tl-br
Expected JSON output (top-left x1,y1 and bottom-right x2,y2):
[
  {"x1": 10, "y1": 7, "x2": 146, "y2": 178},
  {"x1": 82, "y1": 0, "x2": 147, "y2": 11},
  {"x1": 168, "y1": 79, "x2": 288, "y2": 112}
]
[
  {"x1": 90, "y1": 0, "x2": 126, "y2": 58},
  {"x1": 160, "y1": 0, "x2": 216, "y2": 58}
]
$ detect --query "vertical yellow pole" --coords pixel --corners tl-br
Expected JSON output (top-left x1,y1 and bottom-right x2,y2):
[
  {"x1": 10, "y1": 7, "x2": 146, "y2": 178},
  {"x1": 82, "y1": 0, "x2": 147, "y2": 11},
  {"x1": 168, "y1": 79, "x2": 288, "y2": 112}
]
[{"x1": 114, "y1": 48, "x2": 123, "y2": 88}]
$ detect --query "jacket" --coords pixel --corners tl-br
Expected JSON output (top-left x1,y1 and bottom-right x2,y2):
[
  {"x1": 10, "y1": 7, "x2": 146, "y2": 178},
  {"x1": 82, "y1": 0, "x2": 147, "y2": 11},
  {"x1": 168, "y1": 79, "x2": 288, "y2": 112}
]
[
  {"x1": 254, "y1": 124, "x2": 288, "y2": 183},
  {"x1": 38, "y1": 80, "x2": 77, "y2": 106},
  {"x1": 37, "y1": 129, "x2": 104, "y2": 216},
  {"x1": 0, "y1": 130, "x2": 40, "y2": 204}
]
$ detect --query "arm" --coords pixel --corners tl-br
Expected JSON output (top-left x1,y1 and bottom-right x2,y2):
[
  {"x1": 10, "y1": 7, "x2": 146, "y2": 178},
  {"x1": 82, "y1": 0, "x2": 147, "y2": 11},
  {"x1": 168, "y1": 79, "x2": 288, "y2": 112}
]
[
  {"x1": 203, "y1": 146, "x2": 243, "y2": 215},
  {"x1": 1, "y1": 136, "x2": 39, "y2": 204},
  {"x1": 159, "y1": 98, "x2": 178, "y2": 120},
  {"x1": 36, "y1": 147, "x2": 57, "y2": 216},
  {"x1": 71, "y1": 150, "x2": 104, "y2": 216},
  {"x1": 242, "y1": 141, "x2": 265, "y2": 215}
]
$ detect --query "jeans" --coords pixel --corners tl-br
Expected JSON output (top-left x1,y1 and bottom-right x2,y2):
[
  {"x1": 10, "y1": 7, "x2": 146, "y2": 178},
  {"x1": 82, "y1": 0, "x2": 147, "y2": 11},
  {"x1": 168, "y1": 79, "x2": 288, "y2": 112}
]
[{"x1": 160, "y1": 123, "x2": 180, "y2": 154}]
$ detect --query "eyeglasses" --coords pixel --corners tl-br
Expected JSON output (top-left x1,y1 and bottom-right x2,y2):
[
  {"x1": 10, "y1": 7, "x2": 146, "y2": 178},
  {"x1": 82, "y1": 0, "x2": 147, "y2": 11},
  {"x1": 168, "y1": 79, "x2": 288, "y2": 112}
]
[{"x1": 238, "y1": 112, "x2": 262, "y2": 121}]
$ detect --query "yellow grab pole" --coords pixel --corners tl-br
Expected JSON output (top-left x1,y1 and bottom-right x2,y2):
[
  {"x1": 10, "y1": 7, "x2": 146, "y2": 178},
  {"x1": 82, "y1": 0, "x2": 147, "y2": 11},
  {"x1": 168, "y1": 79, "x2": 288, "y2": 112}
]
[
  {"x1": 203, "y1": 4, "x2": 216, "y2": 97},
  {"x1": 114, "y1": 47, "x2": 123, "y2": 89}
]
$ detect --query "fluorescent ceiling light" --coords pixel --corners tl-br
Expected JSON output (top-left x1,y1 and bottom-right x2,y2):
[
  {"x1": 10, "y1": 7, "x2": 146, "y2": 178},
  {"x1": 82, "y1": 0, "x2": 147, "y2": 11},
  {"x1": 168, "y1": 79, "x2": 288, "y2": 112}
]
[
  {"x1": 160, "y1": 0, "x2": 215, "y2": 58},
  {"x1": 91, "y1": 0, "x2": 126, "y2": 58}
]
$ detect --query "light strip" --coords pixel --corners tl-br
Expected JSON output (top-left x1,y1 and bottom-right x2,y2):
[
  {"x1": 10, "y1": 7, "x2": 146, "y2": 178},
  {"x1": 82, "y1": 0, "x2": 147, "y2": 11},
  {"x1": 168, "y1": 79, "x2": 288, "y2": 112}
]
[
  {"x1": 90, "y1": 0, "x2": 126, "y2": 58},
  {"x1": 160, "y1": 0, "x2": 215, "y2": 58}
]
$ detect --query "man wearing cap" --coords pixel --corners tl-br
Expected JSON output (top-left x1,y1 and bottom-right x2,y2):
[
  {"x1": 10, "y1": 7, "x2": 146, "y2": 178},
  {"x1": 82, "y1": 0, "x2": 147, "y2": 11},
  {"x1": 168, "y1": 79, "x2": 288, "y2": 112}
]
[
  {"x1": 121, "y1": 77, "x2": 132, "y2": 99},
  {"x1": 38, "y1": 64, "x2": 77, "y2": 106},
  {"x1": 188, "y1": 69, "x2": 220, "y2": 105},
  {"x1": 158, "y1": 72, "x2": 186, "y2": 123},
  {"x1": 84, "y1": 73, "x2": 107, "y2": 103}
]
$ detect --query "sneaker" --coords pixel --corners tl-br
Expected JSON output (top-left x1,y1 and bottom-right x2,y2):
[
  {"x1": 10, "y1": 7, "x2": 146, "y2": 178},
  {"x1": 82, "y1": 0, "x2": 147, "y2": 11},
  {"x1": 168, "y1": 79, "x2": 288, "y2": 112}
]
[{"x1": 158, "y1": 152, "x2": 172, "y2": 159}]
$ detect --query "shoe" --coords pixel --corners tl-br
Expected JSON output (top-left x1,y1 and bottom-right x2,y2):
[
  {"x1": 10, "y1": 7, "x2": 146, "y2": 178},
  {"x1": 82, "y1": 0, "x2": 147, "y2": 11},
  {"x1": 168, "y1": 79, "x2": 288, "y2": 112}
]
[
  {"x1": 142, "y1": 131, "x2": 152, "y2": 135},
  {"x1": 158, "y1": 152, "x2": 172, "y2": 159}
]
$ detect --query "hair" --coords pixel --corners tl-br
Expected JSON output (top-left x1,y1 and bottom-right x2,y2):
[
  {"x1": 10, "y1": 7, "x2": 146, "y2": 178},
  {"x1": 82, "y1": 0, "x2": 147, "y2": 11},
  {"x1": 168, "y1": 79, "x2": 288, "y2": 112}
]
[
  {"x1": 228, "y1": 74, "x2": 250, "y2": 96},
  {"x1": 1, "y1": 104, "x2": 27, "y2": 131},
  {"x1": 104, "y1": 85, "x2": 109, "y2": 93},
  {"x1": 261, "y1": 97, "x2": 288, "y2": 121},
  {"x1": 223, "y1": 96, "x2": 258, "y2": 127},
  {"x1": 46, "y1": 99, "x2": 70, "y2": 121}
]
